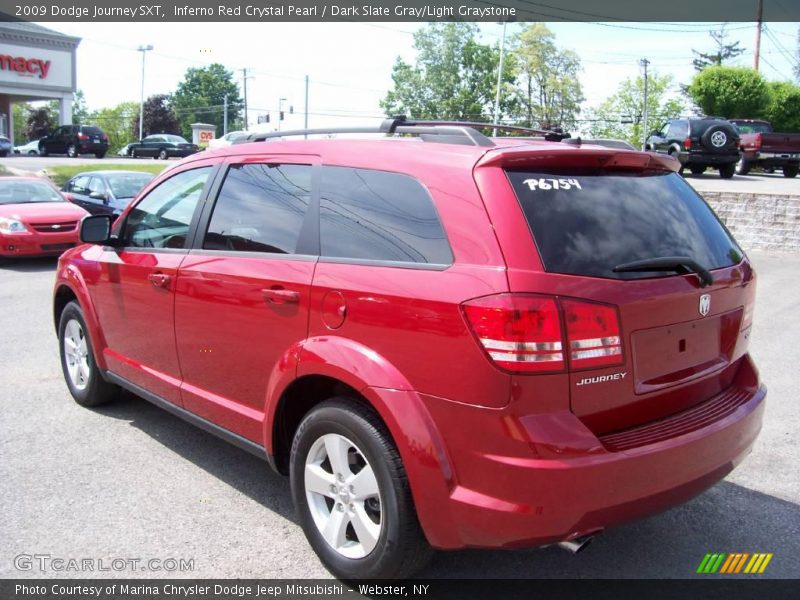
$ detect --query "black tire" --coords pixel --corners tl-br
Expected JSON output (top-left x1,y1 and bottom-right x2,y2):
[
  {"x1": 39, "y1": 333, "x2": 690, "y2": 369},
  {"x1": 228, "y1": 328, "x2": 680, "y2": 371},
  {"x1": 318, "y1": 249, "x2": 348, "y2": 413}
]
[
  {"x1": 38, "y1": 145, "x2": 48, "y2": 157},
  {"x1": 689, "y1": 165, "x2": 706, "y2": 175},
  {"x1": 158, "y1": 149, "x2": 168, "y2": 160},
  {"x1": 66, "y1": 143, "x2": 78, "y2": 158},
  {"x1": 719, "y1": 163, "x2": 736, "y2": 179},
  {"x1": 58, "y1": 301, "x2": 118, "y2": 407},
  {"x1": 0, "y1": 150, "x2": 6, "y2": 157},
  {"x1": 735, "y1": 156, "x2": 752, "y2": 175},
  {"x1": 290, "y1": 398, "x2": 432, "y2": 579},
  {"x1": 131, "y1": 149, "x2": 138, "y2": 159},
  {"x1": 28, "y1": 150, "x2": 37, "y2": 156},
  {"x1": 94, "y1": 152, "x2": 106, "y2": 159},
  {"x1": 700, "y1": 123, "x2": 737, "y2": 153},
  {"x1": 783, "y1": 164, "x2": 799, "y2": 178}
]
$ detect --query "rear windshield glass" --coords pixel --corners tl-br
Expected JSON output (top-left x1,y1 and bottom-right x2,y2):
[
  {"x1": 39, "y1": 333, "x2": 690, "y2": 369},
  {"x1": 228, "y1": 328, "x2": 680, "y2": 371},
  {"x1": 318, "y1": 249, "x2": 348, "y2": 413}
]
[
  {"x1": 82, "y1": 127, "x2": 104, "y2": 136},
  {"x1": 506, "y1": 171, "x2": 742, "y2": 280}
]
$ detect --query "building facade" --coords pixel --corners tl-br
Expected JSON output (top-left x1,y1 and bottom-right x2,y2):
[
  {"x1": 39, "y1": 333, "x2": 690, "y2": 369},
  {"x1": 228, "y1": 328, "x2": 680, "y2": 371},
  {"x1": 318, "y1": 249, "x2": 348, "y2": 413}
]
[{"x1": 0, "y1": 22, "x2": 80, "y2": 140}]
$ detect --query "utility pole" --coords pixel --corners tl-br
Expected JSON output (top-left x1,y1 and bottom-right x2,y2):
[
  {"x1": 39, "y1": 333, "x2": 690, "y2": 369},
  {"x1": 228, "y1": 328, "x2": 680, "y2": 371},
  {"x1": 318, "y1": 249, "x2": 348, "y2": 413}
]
[
  {"x1": 304, "y1": 75, "x2": 309, "y2": 139},
  {"x1": 754, "y1": 0, "x2": 764, "y2": 71},
  {"x1": 492, "y1": 21, "x2": 507, "y2": 137},
  {"x1": 137, "y1": 44, "x2": 153, "y2": 140},
  {"x1": 223, "y1": 94, "x2": 228, "y2": 136},
  {"x1": 241, "y1": 68, "x2": 250, "y2": 130},
  {"x1": 640, "y1": 58, "x2": 650, "y2": 151}
]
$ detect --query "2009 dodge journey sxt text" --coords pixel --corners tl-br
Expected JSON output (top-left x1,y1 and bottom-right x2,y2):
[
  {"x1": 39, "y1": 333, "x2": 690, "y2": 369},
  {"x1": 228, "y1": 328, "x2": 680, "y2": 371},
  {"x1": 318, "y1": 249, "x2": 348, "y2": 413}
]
[{"x1": 53, "y1": 118, "x2": 765, "y2": 579}]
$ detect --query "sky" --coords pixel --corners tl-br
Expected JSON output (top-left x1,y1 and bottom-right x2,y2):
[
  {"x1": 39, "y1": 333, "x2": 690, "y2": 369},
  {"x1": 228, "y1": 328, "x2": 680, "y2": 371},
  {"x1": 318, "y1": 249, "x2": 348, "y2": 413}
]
[{"x1": 34, "y1": 20, "x2": 800, "y2": 135}]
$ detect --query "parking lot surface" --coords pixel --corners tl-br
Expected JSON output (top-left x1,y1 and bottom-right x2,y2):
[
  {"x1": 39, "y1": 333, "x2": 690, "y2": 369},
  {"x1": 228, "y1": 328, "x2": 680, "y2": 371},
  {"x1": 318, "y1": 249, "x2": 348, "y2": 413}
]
[{"x1": 0, "y1": 251, "x2": 798, "y2": 579}]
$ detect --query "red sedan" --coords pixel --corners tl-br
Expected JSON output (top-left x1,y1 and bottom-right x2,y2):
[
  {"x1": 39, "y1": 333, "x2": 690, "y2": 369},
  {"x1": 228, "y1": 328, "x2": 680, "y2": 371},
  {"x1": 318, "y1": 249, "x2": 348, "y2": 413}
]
[{"x1": 0, "y1": 176, "x2": 89, "y2": 259}]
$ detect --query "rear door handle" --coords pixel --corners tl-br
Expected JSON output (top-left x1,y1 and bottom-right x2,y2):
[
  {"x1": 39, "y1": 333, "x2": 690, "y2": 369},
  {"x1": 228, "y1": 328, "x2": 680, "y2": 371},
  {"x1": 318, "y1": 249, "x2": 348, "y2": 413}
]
[
  {"x1": 148, "y1": 273, "x2": 171, "y2": 288},
  {"x1": 262, "y1": 288, "x2": 300, "y2": 304}
]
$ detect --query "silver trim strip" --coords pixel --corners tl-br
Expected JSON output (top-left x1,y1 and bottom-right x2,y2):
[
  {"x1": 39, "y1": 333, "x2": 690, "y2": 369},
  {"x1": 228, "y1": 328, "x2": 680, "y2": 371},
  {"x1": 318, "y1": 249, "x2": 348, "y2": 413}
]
[
  {"x1": 570, "y1": 336, "x2": 621, "y2": 350},
  {"x1": 488, "y1": 351, "x2": 563, "y2": 363},
  {"x1": 571, "y1": 347, "x2": 622, "y2": 360},
  {"x1": 481, "y1": 339, "x2": 562, "y2": 352}
]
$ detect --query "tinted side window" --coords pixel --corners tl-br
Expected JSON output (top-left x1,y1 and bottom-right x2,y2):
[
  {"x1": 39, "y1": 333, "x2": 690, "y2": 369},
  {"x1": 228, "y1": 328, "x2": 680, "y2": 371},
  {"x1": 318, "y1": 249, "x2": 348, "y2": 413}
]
[
  {"x1": 667, "y1": 121, "x2": 686, "y2": 139},
  {"x1": 203, "y1": 163, "x2": 311, "y2": 254},
  {"x1": 123, "y1": 167, "x2": 211, "y2": 249},
  {"x1": 319, "y1": 166, "x2": 452, "y2": 264},
  {"x1": 70, "y1": 176, "x2": 90, "y2": 194}
]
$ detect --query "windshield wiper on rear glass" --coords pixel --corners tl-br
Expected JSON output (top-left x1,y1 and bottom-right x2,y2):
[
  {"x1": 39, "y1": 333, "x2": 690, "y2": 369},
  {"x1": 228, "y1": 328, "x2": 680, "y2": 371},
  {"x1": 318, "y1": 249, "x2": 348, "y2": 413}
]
[{"x1": 612, "y1": 256, "x2": 714, "y2": 287}]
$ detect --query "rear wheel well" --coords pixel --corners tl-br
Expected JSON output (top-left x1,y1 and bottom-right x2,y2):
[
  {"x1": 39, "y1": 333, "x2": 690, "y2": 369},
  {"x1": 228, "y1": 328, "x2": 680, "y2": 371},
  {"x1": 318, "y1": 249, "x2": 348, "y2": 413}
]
[
  {"x1": 54, "y1": 286, "x2": 78, "y2": 334},
  {"x1": 272, "y1": 376, "x2": 376, "y2": 475}
]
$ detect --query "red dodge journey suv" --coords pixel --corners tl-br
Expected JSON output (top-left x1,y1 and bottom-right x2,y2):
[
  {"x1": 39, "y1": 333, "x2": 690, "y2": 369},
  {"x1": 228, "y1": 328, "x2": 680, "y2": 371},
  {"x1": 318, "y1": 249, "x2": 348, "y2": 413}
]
[{"x1": 53, "y1": 118, "x2": 765, "y2": 579}]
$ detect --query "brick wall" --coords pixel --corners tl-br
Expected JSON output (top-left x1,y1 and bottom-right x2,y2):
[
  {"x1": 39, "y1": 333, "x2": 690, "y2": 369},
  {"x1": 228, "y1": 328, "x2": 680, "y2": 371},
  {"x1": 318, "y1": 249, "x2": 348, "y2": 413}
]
[{"x1": 702, "y1": 192, "x2": 800, "y2": 251}]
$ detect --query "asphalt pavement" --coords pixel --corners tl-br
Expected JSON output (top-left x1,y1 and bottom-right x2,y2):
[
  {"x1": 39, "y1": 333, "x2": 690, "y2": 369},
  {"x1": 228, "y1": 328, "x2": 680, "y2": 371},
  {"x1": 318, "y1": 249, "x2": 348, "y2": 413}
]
[{"x1": 0, "y1": 251, "x2": 797, "y2": 579}]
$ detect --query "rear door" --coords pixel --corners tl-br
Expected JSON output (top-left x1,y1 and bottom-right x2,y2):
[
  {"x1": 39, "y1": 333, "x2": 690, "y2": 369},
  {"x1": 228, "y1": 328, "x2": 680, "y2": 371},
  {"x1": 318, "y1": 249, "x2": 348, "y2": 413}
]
[
  {"x1": 477, "y1": 156, "x2": 754, "y2": 434},
  {"x1": 173, "y1": 156, "x2": 317, "y2": 441},
  {"x1": 87, "y1": 164, "x2": 215, "y2": 405}
]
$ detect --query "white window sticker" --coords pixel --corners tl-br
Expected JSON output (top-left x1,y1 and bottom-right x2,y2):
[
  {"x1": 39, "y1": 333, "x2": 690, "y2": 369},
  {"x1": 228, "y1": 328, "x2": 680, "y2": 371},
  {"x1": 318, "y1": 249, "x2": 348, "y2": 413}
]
[{"x1": 523, "y1": 178, "x2": 582, "y2": 191}]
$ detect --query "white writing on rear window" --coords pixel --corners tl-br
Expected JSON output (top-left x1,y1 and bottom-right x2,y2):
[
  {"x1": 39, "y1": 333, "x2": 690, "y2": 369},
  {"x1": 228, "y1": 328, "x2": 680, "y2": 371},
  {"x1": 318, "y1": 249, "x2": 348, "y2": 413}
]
[{"x1": 522, "y1": 178, "x2": 582, "y2": 191}]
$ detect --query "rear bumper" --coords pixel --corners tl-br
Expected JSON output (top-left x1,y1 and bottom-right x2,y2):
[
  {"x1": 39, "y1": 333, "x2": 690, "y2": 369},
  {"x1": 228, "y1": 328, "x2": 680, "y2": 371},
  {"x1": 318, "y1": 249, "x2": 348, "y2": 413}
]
[
  {"x1": 678, "y1": 151, "x2": 739, "y2": 166},
  {"x1": 746, "y1": 151, "x2": 800, "y2": 166},
  {"x1": 417, "y1": 355, "x2": 765, "y2": 549}
]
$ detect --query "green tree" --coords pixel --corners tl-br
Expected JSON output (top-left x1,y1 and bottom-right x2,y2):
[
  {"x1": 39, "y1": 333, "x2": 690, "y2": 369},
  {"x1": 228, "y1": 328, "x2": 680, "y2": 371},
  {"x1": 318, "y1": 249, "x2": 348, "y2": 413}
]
[
  {"x1": 692, "y1": 25, "x2": 746, "y2": 71},
  {"x1": 12, "y1": 103, "x2": 30, "y2": 144},
  {"x1": 688, "y1": 66, "x2": 769, "y2": 118},
  {"x1": 132, "y1": 94, "x2": 180, "y2": 138},
  {"x1": 763, "y1": 81, "x2": 800, "y2": 132},
  {"x1": 92, "y1": 101, "x2": 139, "y2": 152},
  {"x1": 25, "y1": 102, "x2": 59, "y2": 140},
  {"x1": 381, "y1": 23, "x2": 516, "y2": 122},
  {"x1": 512, "y1": 23, "x2": 584, "y2": 130},
  {"x1": 171, "y1": 63, "x2": 242, "y2": 139},
  {"x1": 72, "y1": 90, "x2": 90, "y2": 125},
  {"x1": 588, "y1": 73, "x2": 685, "y2": 148}
]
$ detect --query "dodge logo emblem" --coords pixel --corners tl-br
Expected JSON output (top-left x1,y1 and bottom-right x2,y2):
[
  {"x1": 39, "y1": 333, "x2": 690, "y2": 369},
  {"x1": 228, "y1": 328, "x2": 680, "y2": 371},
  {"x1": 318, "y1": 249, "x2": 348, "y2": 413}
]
[{"x1": 699, "y1": 293, "x2": 711, "y2": 317}]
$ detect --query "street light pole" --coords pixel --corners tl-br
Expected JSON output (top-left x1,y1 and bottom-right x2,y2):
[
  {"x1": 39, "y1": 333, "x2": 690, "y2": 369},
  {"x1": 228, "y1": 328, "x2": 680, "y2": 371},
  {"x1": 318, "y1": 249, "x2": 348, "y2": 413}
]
[
  {"x1": 137, "y1": 45, "x2": 153, "y2": 141},
  {"x1": 492, "y1": 22, "x2": 507, "y2": 137}
]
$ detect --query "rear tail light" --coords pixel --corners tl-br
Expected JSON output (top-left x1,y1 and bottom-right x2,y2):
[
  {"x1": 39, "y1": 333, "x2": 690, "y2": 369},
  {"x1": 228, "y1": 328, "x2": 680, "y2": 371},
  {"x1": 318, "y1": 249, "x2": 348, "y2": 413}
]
[
  {"x1": 754, "y1": 133, "x2": 762, "y2": 150},
  {"x1": 562, "y1": 300, "x2": 623, "y2": 368},
  {"x1": 462, "y1": 294, "x2": 564, "y2": 373},
  {"x1": 77, "y1": 133, "x2": 89, "y2": 140},
  {"x1": 462, "y1": 294, "x2": 623, "y2": 374},
  {"x1": 683, "y1": 137, "x2": 692, "y2": 150}
]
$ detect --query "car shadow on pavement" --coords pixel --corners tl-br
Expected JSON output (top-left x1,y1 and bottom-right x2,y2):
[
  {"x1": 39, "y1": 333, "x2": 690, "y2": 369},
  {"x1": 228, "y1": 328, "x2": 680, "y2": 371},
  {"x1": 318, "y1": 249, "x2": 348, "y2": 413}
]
[
  {"x1": 95, "y1": 392, "x2": 800, "y2": 579},
  {"x1": 0, "y1": 256, "x2": 59, "y2": 272},
  {"x1": 96, "y1": 390, "x2": 297, "y2": 523}
]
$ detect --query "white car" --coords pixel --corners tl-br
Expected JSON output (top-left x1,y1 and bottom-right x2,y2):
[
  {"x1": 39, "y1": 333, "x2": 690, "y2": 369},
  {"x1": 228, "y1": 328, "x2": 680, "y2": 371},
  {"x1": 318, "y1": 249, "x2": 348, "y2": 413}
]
[
  {"x1": 207, "y1": 130, "x2": 248, "y2": 149},
  {"x1": 13, "y1": 139, "x2": 40, "y2": 155}
]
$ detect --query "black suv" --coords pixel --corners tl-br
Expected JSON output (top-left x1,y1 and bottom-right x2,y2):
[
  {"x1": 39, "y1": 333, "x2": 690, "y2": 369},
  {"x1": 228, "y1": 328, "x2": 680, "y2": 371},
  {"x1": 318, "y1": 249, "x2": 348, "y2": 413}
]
[
  {"x1": 646, "y1": 118, "x2": 740, "y2": 178},
  {"x1": 39, "y1": 125, "x2": 109, "y2": 159}
]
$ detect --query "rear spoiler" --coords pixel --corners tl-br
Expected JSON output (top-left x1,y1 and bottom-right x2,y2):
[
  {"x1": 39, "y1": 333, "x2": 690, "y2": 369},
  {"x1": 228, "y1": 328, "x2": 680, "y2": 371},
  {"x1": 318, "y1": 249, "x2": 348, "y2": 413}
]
[{"x1": 476, "y1": 145, "x2": 681, "y2": 173}]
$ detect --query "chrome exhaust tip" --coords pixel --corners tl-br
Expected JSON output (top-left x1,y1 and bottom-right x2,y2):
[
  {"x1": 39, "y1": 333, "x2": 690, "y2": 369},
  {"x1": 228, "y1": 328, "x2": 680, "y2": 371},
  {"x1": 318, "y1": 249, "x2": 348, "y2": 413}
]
[{"x1": 557, "y1": 535, "x2": 594, "y2": 554}]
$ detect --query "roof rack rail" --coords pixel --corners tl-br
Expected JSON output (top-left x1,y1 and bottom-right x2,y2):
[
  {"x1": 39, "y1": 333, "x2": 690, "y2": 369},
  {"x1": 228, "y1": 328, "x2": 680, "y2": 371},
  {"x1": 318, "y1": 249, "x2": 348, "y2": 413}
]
[{"x1": 235, "y1": 116, "x2": 571, "y2": 147}]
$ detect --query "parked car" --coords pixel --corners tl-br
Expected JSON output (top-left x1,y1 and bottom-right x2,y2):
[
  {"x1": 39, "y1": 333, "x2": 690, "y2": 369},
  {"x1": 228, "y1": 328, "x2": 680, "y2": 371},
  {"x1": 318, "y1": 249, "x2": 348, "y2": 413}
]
[
  {"x1": 0, "y1": 135, "x2": 12, "y2": 157},
  {"x1": 730, "y1": 119, "x2": 800, "y2": 178},
  {"x1": 645, "y1": 117, "x2": 741, "y2": 178},
  {"x1": 14, "y1": 139, "x2": 40, "y2": 155},
  {"x1": 0, "y1": 176, "x2": 88, "y2": 259},
  {"x1": 54, "y1": 118, "x2": 765, "y2": 579},
  {"x1": 207, "y1": 130, "x2": 248, "y2": 149},
  {"x1": 62, "y1": 170, "x2": 155, "y2": 217},
  {"x1": 38, "y1": 125, "x2": 109, "y2": 158},
  {"x1": 116, "y1": 143, "x2": 135, "y2": 157},
  {"x1": 128, "y1": 134, "x2": 199, "y2": 159}
]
